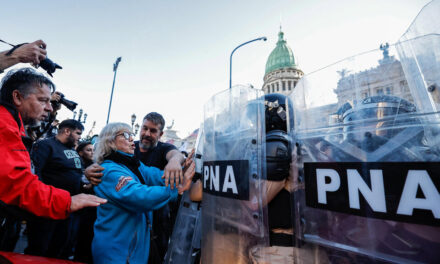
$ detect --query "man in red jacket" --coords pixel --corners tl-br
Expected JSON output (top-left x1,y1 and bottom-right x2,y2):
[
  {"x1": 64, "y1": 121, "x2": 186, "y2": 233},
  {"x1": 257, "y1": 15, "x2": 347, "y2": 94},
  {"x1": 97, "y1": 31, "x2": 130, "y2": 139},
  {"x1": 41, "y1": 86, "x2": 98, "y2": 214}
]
[{"x1": 0, "y1": 68, "x2": 106, "y2": 220}]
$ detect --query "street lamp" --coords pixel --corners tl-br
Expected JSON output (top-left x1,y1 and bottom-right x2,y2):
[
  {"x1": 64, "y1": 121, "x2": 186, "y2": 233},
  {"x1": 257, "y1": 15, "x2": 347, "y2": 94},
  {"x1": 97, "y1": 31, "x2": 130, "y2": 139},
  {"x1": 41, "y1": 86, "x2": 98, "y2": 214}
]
[
  {"x1": 106, "y1": 57, "x2": 122, "y2": 124},
  {"x1": 77, "y1": 109, "x2": 83, "y2": 122},
  {"x1": 229, "y1": 36, "x2": 267, "y2": 89},
  {"x1": 131, "y1": 113, "x2": 136, "y2": 129},
  {"x1": 77, "y1": 109, "x2": 87, "y2": 124},
  {"x1": 134, "y1": 123, "x2": 140, "y2": 135}
]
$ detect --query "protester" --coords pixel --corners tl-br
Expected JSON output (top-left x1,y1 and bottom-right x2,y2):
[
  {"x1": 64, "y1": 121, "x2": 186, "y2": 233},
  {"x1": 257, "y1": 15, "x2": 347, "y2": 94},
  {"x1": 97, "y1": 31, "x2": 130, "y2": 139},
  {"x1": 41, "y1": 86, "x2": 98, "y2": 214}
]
[
  {"x1": 91, "y1": 122, "x2": 194, "y2": 264},
  {"x1": 135, "y1": 112, "x2": 185, "y2": 263},
  {"x1": 45, "y1": 118, "x2": 60, "y2": 138},
  {"x1": 74, "y1": 141, "x2": 96, "y2": 263},
  {"x1": 85, "y1": 112, "x2": 186, "y2": 263},
  {"x1": 77, "y1": 141, "x2": 94, "y2": 169},
  {"x1": 0, "y1": 68, "x2": 106, "y2": 220},
  {"x1": 25, "y1": 119, "x2": 85, "y2": 259}
]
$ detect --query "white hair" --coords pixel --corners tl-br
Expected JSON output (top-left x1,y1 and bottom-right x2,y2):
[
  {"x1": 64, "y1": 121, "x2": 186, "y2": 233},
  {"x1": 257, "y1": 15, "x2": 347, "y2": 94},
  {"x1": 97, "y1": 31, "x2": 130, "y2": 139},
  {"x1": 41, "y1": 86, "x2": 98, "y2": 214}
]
[{"x1": 93, "y1": 122, "x2": 132, "y2": 164}]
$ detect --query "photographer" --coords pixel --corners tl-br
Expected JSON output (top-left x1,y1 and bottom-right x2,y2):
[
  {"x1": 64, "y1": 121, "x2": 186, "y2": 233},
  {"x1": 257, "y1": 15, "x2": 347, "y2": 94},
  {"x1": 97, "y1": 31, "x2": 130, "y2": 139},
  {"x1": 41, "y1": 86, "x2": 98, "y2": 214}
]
[
  {"x1": 0, "y1": 40, "x2": 47, "y2": 73},
  {"x1": 1, "y1": 38, "x2": 61, "y2": 77}
]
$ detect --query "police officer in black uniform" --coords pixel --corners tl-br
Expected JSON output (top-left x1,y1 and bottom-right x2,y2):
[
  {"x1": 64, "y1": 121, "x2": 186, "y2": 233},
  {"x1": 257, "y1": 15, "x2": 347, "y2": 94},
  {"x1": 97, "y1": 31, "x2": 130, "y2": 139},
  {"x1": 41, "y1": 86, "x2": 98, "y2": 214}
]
[{"x1": 250, "y1": 93, "x2": 296, "y2": 263}]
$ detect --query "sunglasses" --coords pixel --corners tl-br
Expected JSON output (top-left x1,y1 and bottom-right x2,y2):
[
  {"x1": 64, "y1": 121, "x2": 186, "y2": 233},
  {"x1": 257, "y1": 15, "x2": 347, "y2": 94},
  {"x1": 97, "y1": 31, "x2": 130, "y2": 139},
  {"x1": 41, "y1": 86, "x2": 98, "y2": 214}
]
[{"x1": 115, "y1": 131, "x2": 135, "y2": 140}]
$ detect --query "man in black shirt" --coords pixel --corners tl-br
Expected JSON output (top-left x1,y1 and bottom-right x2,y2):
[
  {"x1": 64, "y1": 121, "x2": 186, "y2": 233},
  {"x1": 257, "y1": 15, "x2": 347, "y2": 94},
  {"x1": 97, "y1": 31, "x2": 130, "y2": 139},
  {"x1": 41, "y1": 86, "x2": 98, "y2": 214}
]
[
  {"x1": 134, "y1": 112, "x2": 185, "y2": 263},
  {"x1": 25, "y1": 119, "x2": 84, "y2": 259},
  {"x1": 135, "y1": 113, "x2": 182, "y2": 170}
]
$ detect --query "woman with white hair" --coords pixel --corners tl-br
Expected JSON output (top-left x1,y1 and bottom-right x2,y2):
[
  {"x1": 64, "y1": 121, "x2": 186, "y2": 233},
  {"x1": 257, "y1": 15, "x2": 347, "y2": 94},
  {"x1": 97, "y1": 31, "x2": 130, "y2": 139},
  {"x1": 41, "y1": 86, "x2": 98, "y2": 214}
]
[{"x1": 91, "y1": 122, "x2": 194, "y2": 264}]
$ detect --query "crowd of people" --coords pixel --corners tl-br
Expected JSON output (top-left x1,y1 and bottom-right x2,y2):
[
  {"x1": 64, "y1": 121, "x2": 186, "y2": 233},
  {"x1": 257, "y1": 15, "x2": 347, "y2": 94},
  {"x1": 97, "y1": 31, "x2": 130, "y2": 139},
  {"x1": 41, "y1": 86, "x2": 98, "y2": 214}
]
[{"x1": 0, "y1": 40, "x2": 196, "y2": 263}]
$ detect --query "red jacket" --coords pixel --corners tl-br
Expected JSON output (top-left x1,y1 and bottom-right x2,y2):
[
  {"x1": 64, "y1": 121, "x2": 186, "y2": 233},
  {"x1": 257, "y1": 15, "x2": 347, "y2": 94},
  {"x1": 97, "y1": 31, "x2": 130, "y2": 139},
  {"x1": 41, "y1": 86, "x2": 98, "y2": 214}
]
[{"x1": 0, "y1": 105, "x2": 71, "y2": 219}]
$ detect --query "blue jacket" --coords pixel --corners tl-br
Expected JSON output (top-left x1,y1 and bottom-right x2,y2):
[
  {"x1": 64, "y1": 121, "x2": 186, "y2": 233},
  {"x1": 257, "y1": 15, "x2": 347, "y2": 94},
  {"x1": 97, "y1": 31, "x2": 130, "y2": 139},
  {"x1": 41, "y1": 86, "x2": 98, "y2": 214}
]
[{"x1": 92, "y1": 155, "x2": 178, "y2": 264}]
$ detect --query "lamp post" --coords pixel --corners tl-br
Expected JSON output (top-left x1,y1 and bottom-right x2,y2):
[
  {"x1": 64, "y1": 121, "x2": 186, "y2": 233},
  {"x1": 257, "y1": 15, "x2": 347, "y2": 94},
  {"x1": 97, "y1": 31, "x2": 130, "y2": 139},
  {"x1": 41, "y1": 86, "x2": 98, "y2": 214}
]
[
  {"x1": 77, "y1": 109, "x2": 83, "y2": 122},
  {"x1": 134, "y1": 123, "x2": 140, "y2": 136},
  {"x1": 229, "y1": 37, "x2": 267, "y2": 89},
  {"x1": 131, "y1": 113, "x2": 136, "y2": 129},
  {"x1": 77, "y1": 109, "x2": 87, "y2": 124},
  {"x1": 106, "y1": 57, "x2": 122, "y2": 124}
]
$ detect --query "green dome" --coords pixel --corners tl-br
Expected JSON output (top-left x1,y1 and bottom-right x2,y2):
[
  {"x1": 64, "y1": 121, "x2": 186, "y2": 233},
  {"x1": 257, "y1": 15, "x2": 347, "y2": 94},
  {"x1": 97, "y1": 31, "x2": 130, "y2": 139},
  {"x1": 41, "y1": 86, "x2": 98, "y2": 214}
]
[{"x1": 265, "y1": 31, "x2": 296, "y2": 74}]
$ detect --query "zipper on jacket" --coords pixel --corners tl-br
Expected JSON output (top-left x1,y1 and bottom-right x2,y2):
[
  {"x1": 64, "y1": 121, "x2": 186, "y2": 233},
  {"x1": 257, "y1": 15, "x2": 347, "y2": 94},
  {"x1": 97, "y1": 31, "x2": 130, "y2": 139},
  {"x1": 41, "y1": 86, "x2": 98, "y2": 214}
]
[{"x1": 126, "y1": 230, "x2": 138, "y2": 264}]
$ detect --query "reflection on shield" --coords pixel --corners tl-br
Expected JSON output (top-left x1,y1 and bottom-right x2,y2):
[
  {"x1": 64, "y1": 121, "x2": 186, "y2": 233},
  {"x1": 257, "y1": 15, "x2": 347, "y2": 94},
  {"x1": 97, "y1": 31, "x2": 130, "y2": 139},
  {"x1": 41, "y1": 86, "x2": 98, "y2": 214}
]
[
  {"x1": 290, "y1": 1, "x2": 440, "y2": 263},
  {"x1": 201, "y1": 85, "x2": 270, "y2": 264}
]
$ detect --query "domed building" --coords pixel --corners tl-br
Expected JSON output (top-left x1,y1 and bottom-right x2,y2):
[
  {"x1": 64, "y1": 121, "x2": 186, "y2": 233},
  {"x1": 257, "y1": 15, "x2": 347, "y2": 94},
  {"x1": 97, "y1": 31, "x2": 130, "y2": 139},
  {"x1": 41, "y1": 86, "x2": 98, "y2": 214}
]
[{"x1": 263, "y1": 29, "x2": 303, "y2": 96}]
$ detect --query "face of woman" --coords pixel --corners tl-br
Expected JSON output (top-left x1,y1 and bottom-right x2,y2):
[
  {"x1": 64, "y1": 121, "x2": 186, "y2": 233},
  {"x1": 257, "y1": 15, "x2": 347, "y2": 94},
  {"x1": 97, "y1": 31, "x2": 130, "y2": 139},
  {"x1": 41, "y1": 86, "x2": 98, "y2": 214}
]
[
  {"x1": 114, "y1": 130, "x2": 136, "y2": 154},
  {"x1": 80, "y1": 144, "x2": 94, "y2": 162}
]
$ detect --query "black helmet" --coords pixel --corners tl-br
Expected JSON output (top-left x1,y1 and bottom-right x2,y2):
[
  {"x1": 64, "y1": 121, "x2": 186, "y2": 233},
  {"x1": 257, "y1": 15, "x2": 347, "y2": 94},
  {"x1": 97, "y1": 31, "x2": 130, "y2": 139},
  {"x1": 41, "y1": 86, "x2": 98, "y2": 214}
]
[
  {"x1": 266, "y1": 130, "x2": 291, "y2": 180},
  {"x1": 264, "y1": 93, "x2": 294, "y2": 133},
  {"x1": 264, "y1": 93, "x2": 293, "y2": 180}
]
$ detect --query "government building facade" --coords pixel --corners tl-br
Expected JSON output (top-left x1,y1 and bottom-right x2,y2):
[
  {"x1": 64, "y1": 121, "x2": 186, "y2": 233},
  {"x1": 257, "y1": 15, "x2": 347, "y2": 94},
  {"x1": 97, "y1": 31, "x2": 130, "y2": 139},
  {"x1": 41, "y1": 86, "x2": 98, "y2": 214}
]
[{"x1": 262, "y1": 29, "x2": 303, "y2": 96}]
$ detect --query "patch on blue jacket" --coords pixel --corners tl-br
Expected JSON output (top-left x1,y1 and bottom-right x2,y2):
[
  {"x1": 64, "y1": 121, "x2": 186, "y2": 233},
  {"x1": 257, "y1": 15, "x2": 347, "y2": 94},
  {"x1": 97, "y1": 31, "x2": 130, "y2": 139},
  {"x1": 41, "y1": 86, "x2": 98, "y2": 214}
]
[{"x1": 115, "y1": 176, "x2": 133, "y2": 192}]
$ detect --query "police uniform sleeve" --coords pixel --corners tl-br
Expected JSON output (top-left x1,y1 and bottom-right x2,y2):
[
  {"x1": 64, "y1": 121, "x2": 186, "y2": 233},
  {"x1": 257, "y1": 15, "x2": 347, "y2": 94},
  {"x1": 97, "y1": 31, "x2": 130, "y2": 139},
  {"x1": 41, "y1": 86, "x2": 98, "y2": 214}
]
[
  {"x1": 0, "y1": 125, "x2": 71, "y2": 220},
  {"x1": 96, "y1": 164, "x2": 178, "y2": 213}
]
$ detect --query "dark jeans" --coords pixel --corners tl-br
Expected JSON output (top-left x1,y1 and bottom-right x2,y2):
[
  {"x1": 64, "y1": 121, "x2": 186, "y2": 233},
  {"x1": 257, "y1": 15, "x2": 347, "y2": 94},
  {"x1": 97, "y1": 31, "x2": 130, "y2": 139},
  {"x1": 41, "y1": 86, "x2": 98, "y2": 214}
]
[
  {"x1": 0, "y1": 217, "x2": 21, "y2": 252},
  {"x1": 149, "y1": 198, "x2": 181, "y2": 264},
  {"x1": 25, "y1": 213, "x2": 79, "y2": 259},
  {"x1": 149, "y1": 205, "x2": 171, "y2": 264},
  {"x1": 74, "y1": 207, "x2": 96, "y2": 264},
  {"x1": 0, "y1": 201, "x2": 32, "y2": 252}
]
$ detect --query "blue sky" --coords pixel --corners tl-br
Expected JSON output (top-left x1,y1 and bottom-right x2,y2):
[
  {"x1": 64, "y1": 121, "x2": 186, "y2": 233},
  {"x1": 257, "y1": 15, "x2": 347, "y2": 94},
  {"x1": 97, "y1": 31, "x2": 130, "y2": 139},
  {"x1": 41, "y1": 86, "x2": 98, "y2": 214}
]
[{"x1": 1, "y1": 0, "x2": 430, "y2": 137}]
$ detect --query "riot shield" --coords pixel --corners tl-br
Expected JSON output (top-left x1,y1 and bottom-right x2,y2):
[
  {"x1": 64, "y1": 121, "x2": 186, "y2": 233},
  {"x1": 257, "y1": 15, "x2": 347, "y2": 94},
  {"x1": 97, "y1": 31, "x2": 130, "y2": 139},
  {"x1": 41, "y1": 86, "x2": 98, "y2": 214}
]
[
  {"x1": 201, "y1": 85, "x2": 269, "y2": 263},
  {"x1": 164, "y1": 124, "x2": 204, "y2": 264},
  {"x1": 163, "y1": 192, "x2": 202, "y2": 264},
  {"x1": 396, "y1": 0, "x2": 440, "y2": 149},
  {"x1": 289, "y1": 2, "x2": 440, "y2": 263}
]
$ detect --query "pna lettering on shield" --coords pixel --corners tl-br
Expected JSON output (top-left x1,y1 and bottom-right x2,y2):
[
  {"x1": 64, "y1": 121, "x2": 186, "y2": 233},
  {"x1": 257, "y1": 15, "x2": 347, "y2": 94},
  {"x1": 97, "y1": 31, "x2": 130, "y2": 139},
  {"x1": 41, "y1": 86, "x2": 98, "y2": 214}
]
[
  {"x1": 204, "y1": 165, "x2": 238, "y2": 194},
  {"x1": 317, "y1": 168, "x2": 439, "y2": 217},
  {"x1": 202, "y1": 160, "x2": 249, "y2": 200},
  {"x1": 304, "y1": 162, "x2": 440, "y2": 226}
]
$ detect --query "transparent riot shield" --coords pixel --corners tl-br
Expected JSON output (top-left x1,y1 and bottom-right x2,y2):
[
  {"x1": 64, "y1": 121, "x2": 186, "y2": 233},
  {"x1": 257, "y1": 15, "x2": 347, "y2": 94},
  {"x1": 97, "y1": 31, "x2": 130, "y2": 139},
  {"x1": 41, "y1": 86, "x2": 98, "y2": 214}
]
[
  {"x1": 163, "y1": 192, "x2": 202, "y2": 264},
  {"x1": 396, "y1": 0, "x2": 440, "y2": 149},
  {"x1": 289, "y1": 3, "x2": 440, "y2": 262},
  {"x1": 201, "y1": 85, "x2": 269, "y2": 264},
  {"x1": 164, "y1": 125, "x2": 204, "y2": 264}
]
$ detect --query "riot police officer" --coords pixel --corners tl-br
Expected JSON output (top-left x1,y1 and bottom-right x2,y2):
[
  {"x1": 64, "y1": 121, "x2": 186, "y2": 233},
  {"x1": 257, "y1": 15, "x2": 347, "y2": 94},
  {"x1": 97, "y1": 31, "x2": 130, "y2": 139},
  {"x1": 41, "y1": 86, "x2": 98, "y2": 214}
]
[{"x1": 249, "y1": 93, "x2": 296, "y2": 263}]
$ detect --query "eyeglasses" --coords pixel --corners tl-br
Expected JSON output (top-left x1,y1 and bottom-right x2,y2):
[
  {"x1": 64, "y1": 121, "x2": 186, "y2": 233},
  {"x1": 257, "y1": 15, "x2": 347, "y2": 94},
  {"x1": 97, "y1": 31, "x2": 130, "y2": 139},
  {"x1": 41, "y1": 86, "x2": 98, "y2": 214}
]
[{"x1": 115, "y1": 132, "x2": 135, "y2": 140}]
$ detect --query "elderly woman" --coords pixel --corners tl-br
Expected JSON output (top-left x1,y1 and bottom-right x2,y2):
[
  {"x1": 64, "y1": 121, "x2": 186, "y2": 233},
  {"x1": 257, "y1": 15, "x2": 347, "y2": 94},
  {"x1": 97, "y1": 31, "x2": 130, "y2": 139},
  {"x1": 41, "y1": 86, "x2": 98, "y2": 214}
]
[{"x1": 92, "y1": 122, "x2": 194, "y2": 264}]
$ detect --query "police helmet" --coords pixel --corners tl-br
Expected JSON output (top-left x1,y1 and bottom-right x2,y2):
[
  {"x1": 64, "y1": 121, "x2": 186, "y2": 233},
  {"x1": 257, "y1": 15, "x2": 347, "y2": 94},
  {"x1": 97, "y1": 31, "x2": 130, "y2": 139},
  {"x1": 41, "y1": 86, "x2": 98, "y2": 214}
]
[
  {"x1": 264, "y1": 93, "x2": 294, "y2": 133},
  {"x1": 264, "y1": 93, "x2": 293, "y2": 180}
]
